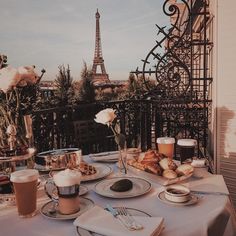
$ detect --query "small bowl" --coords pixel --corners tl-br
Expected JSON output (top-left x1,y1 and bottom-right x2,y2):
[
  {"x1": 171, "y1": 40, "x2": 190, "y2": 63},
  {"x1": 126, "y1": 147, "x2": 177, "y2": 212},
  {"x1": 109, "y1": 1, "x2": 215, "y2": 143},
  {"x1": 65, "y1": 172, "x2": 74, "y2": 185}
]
[{"x1": 164, "y1": 184, "x2": 190, "y2": 203}]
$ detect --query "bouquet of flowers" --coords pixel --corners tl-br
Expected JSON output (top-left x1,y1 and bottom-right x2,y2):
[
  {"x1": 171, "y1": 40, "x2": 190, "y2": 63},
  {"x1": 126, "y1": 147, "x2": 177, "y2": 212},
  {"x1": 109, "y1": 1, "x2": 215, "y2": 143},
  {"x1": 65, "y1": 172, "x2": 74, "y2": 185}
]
[
  {"x1": 0, "y1": 64, "x2": 42, "y2": 156},
  {"x1": 94, "y1": 108, "x2": 127, "y2": 174}
]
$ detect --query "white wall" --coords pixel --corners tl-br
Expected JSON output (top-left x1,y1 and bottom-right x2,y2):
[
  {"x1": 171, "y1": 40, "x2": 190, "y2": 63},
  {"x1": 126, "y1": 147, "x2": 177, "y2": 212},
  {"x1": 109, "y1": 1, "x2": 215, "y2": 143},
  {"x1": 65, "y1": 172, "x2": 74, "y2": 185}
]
[
  {"x1": 214, "y1": 0, "x2": 236, "y2": 206},
  {"x1": 216, "y1": 0, "x2": 236, "y2": 163}
]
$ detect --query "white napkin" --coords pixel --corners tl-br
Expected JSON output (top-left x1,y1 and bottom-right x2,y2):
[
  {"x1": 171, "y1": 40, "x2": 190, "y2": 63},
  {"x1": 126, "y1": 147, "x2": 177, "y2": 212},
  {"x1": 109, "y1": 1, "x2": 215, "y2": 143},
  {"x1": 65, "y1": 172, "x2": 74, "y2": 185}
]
[
  {"x1": 191, "y1": 159, "x2": 206, "y2": 167},
  {"x1": 74, "y1": 206, "x2": 164, "y2": 236},
  {"x1": 90, "y1": 152, "x2": 119, "y2": 162}
]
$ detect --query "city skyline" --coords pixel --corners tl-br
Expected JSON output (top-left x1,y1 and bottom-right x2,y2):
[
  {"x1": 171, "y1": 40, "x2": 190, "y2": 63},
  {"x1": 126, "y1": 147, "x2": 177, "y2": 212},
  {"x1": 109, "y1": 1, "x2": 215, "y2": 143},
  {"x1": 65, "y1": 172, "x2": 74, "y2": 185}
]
[{"x1": 0, "y1": 0, "x2": 169, "y2": 81}]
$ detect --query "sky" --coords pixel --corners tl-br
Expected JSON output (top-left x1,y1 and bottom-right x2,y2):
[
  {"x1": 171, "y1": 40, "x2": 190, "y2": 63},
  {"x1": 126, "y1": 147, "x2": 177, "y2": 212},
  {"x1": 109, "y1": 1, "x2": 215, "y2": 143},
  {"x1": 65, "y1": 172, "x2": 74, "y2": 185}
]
[{"x1": 0, "y1": 0, "x2": 169, "y2": 81}]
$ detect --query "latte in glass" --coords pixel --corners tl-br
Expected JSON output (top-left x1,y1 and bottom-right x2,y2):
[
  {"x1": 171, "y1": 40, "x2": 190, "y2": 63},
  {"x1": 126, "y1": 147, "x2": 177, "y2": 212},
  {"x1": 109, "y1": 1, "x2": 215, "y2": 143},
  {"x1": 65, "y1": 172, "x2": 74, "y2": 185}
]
[
  {"x1": 10, "y1": 169, "x2": 39, "y2": 218},
  {"x1": 53, "y1": 169, "x2": 81, "y2": 214},
  {"x1": 156, "y1": 137, "x2": 175, "y2": 158}
]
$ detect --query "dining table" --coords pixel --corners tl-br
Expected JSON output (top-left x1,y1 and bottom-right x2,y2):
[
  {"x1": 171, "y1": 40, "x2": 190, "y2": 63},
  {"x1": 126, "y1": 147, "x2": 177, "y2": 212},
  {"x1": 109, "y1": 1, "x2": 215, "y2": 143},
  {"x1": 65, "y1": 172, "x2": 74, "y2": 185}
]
[{"x1": 0, "y1": 153, "x2": 236, "y2": 236}]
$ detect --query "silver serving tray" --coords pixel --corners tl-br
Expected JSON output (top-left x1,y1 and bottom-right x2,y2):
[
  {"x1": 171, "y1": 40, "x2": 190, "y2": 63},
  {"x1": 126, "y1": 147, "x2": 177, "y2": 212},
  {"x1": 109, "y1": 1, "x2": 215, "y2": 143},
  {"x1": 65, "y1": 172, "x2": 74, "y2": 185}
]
[{"x1": 35, "y1": 148, "x2": 81, "y2": 171}]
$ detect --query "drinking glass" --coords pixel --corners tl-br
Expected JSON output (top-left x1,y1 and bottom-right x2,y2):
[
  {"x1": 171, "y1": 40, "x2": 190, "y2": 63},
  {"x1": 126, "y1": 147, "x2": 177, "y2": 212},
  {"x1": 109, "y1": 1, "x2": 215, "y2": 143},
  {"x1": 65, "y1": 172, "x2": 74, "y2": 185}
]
[{"x1": 10, "y1": 169, "x2": 39, "y2": 218}]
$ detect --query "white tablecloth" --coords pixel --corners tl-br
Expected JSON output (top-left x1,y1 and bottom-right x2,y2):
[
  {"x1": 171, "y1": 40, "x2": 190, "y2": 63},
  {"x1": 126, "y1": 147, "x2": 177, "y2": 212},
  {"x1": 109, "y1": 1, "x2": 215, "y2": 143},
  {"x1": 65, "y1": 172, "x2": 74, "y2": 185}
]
[{"x1": 1, "y1": 157, "x2": 236, "y2": 236}]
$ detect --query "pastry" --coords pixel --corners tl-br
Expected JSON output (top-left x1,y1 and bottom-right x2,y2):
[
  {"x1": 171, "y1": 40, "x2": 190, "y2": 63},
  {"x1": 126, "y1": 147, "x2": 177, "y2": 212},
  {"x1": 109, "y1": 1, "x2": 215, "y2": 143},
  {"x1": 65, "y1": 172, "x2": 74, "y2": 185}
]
[
  {"x1": 145, "y1": 163, "x2": 162, "y2": 175},
  {"x1": 159, "y1": 158, "x2": 177, "y2": 171},
  {"x1": 127, "y1": 159, "x2": 146, "y2": 171},
  {"x1": 176, "y1": 164, "x2": 194, "y2": 176},
  {"x1": 141, "y1": 149, "x2": 160, "y2": 164},
  {"x1": 162, "y1": 169, "x2": 178, "y2": 179},
  {"x1": 78, "y1": 162, "x2": 97, "y2": 175}
]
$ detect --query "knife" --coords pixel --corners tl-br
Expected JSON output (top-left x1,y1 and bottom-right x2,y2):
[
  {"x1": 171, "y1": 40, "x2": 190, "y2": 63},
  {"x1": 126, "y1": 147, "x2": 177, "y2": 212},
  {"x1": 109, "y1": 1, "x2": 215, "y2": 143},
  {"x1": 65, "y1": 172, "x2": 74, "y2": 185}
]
[
  {"x1": 191, "y1": 190, "x2": 229, "y2": 196},
  {"x1": 106, "y1": 205, "x2": 134, "y2": 230},
  {"x1": 77, "y1": 227, "x2": 93, "y2": 236}
]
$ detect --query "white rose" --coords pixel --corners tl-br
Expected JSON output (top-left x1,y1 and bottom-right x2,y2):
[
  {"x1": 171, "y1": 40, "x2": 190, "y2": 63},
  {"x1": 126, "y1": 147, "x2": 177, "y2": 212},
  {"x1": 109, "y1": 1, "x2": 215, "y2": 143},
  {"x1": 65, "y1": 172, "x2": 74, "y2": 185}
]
[
  {"x1": 16, "y1": 66, "x2": 39, "y2": 87},
  {"x1": 0, "y1": 66, "x2": 18, "y2": 92},
  {"x1": 0, "y1": 65, "x2": 39, "y2": 92},
  {"x1": 94, "y1": 108, "x2": 116, "y2": 125}
]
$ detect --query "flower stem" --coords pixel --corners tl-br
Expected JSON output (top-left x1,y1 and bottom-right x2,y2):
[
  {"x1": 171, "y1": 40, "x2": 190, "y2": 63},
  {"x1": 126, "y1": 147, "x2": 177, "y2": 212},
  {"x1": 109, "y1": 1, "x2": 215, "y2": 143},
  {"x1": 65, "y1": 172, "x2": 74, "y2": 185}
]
[{"x1": 109, "y1": 124, "x2": 127, "y2": 174}]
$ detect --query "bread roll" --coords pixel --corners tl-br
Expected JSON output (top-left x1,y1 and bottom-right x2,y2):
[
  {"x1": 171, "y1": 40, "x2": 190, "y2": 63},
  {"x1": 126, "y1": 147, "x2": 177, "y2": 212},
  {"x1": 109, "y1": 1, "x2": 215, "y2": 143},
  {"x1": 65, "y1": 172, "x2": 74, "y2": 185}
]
[
  {"x1": 162, "y1": 169, "x2": 177, "y2": 179},
  {"x1": 176, "y1": 164, "x2": 194, "y2": 176},
  {"x1": 159, "y1": 158, "x2": 177, "y2": 170}
]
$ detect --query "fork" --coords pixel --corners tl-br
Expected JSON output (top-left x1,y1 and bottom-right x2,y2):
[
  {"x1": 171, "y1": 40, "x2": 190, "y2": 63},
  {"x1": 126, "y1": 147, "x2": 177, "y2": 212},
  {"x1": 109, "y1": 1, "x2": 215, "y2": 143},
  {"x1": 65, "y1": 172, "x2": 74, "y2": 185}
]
[{"x1": 117, "y1": 207, "x2": 143, "y2": 230}]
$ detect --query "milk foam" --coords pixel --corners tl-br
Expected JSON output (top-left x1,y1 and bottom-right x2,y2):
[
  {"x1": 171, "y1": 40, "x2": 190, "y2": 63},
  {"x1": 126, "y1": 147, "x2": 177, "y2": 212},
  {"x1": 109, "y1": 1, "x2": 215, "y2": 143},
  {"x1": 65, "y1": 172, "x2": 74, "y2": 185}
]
[
  {"x1": 177, "y1": 139, "x2": 197, "y2": 146},
  {"x1": 53, "y1": 169, "x2": 81, "y2": 187},
  {"x1": 10, "y1": 169, "x2": 39, "y2": 183},
  {"x1": 156, "y1": 137, "x2": 175, "y2": 144}
]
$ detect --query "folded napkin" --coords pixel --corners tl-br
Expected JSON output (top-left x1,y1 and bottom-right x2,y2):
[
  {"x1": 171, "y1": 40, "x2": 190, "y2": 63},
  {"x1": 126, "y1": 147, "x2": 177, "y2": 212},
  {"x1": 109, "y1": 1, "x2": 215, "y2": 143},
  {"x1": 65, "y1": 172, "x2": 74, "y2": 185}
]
[
  {"x1": 74, "y1": 206, "x2": 164, "y2": 236},
  {"x1": 191, "y1": 159, "x2": 206, "y2": 167},
  {"x1": 90, "y1": 152, "x2": 119, "y2": 162}
]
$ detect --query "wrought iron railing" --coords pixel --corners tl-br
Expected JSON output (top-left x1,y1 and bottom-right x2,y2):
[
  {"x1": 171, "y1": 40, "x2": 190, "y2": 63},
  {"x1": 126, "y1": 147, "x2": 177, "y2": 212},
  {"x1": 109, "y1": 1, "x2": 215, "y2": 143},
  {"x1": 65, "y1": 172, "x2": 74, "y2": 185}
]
[{"x1": 32, "y1": 100, "x2": 208, "y2": 159}]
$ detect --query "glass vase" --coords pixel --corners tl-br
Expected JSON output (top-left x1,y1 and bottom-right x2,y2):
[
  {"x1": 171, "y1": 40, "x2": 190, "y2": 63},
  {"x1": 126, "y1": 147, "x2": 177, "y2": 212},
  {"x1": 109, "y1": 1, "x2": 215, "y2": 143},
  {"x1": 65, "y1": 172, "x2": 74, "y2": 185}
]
[{"x1": 118, "y1": 144, "x2": 127, "y2": 175}]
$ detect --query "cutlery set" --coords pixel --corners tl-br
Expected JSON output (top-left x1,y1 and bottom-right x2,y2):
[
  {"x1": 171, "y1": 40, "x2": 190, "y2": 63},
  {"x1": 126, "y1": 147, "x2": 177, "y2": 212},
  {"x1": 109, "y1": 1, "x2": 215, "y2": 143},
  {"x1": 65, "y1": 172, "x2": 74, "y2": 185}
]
[{"x1": 106, "y1": 205, "x2": 143, "y2": 231}]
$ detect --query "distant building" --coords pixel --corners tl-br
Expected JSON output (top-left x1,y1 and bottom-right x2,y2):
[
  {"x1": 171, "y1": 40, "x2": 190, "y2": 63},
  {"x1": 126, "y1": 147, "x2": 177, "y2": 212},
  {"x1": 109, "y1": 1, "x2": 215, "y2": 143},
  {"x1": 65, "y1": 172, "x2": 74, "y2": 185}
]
[{"x1": 39, "y1": 80, "x2": 56, "y2": 97}]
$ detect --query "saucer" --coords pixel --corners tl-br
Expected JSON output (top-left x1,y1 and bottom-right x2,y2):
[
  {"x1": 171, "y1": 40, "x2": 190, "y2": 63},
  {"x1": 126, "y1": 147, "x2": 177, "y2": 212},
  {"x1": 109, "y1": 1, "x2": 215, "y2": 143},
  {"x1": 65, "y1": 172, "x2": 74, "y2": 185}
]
[
  {"x1": 157, "y1": 191, "x2": 199, "y2": 206},
  {"x1": 40, "y1": 197, "x2": 94, "y2": 220}
]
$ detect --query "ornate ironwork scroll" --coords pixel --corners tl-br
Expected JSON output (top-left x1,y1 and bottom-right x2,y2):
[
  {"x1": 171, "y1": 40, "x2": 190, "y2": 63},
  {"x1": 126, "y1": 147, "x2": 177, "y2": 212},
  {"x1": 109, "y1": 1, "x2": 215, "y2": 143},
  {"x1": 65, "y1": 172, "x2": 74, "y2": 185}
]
[{"x1": 133, "y1": 0, "x2": 213, "y2": 158}]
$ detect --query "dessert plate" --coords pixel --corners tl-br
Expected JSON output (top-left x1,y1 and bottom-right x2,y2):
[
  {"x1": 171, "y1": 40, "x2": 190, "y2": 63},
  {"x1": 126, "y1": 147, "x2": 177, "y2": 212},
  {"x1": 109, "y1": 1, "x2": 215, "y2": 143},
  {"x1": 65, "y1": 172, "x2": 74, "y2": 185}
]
[
  {"x1": 40, "y1": 197, "x2": 94, "y2": 220},
  {"x1": 50, "y1": 164, "x2": 113, "y2": 182},
  {"x1": 94, "y1": 176, "x2": 152, "y2": 198},
  {"x1": 76, "y1": 207, "x2": 151, "y2": 236},
  {"x1": 157, "y1": 191, "x2": 199, "y2": 206}
]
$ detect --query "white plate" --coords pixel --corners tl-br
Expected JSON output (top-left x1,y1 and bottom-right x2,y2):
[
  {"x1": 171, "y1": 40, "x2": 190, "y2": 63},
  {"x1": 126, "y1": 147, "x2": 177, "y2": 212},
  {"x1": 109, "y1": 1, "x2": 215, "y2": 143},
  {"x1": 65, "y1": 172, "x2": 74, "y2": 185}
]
[
  {"x1": 50, "y1": 164, "x2": 113, "y2": 182},
  {"x1": 81, "y1": 164, "x2": 113, "y2": 182},
  {"x1": 157, "y1": 191, "x2": 199, "y2": 206},
  {"x1": 76, "y1": 207, "x2": 151, "y2": 236},
  {"x1": 94, "y1": 176, "x2": 152, "y2": 198},
  {"x1": 89, "y1": 151, "x2": 119, "y2": 163},
  {"x1": 40, "y1": 197, "x2": 94, "y2": 220}
]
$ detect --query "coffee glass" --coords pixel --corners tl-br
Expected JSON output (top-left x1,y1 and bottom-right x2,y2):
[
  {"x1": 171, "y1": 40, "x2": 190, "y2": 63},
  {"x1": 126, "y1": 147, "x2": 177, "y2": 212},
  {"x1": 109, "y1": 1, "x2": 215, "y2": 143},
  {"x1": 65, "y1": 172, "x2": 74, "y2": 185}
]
[
  {"x1": 156, "y1": 137, "x2": 175, "y2": 158},
  {"x1": 53, "y1": 169, "x2": 81, "y2": 215},
  {"x1": 177, "y1": 139, "x2": 197, "y2": 163},
  {"x1": 10, "y1": 169, "x2": 39, "y2": 218}
]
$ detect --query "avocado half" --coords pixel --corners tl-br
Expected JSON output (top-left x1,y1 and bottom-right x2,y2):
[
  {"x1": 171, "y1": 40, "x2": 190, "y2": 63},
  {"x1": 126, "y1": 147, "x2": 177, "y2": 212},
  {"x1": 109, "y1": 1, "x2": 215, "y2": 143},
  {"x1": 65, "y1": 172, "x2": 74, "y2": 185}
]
[{"x1": 110, "y1": 179, "x2": 133, "y2": 192}]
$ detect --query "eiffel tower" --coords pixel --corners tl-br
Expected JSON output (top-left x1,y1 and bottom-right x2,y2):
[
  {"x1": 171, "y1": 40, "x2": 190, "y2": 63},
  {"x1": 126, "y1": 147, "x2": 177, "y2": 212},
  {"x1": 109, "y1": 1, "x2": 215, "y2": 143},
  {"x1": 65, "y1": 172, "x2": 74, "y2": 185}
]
[{"x1": 91, "y1": 9, "x2": 110, "y2": 84}]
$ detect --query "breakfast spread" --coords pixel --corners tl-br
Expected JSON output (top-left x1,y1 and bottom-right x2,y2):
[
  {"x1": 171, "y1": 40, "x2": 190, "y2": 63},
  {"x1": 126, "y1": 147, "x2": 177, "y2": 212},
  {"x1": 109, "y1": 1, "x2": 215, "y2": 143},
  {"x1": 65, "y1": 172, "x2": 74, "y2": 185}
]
[
  {"x1": 78, "y1": 162, "x2": 97, "y2": 176},
  {"x1": 127, "y1": 149, "x2": 194, "y2": 179}
]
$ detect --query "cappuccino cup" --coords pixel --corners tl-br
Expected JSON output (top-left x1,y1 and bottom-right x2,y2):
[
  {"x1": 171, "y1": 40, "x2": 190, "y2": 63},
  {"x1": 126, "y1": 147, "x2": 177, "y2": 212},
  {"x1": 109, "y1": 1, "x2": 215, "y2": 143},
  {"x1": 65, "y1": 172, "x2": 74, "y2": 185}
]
[
  {"x1": 10, "y1": 169, "x2": 39, "y2": 218},
  {"x1": 53, "y1": 169, "x2": 81, "y2": 214},
  {"x1": 156, "y1": 137, "x2": 175, "y2": 158}
]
